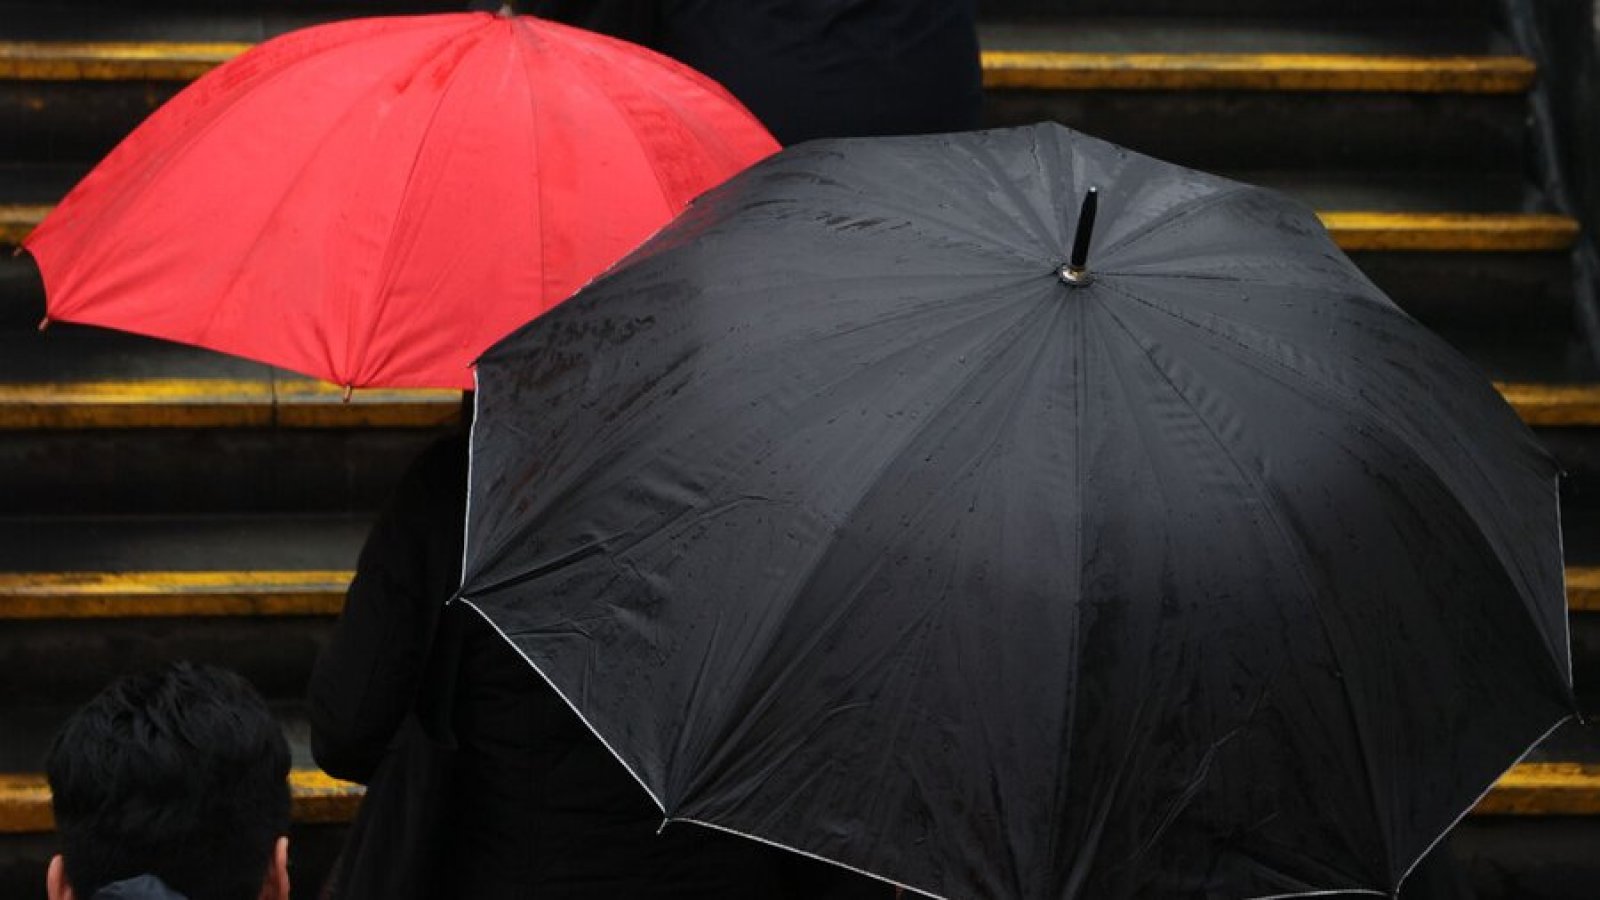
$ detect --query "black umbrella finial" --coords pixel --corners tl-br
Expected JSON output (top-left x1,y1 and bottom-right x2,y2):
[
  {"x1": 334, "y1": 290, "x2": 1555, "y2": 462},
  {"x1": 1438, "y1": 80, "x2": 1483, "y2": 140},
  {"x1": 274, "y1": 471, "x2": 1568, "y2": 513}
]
[{"x1": 1060, "y1": 187, "x2": 1098, "y2": 287}]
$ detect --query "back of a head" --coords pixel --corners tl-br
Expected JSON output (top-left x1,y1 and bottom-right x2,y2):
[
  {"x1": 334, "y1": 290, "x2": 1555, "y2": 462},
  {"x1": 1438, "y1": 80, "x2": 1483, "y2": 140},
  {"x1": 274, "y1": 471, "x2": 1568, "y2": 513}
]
[{"x1": 46, "y1": 662, "x2": 290, "y2": 900}]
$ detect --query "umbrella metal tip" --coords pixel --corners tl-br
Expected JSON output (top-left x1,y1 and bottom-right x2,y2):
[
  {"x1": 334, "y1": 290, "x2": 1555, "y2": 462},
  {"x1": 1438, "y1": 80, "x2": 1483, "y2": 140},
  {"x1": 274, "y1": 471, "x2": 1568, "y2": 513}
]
[{"x1": 1058, "y1": 263, "x2": 1093, "y2": 287}]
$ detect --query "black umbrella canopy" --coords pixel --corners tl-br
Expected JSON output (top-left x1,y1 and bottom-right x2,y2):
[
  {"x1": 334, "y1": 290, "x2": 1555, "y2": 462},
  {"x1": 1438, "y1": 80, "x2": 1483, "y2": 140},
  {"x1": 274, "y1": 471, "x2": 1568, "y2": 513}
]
[{"x1": 460, "y1": 123, "x2": 1575, "y2": 899}]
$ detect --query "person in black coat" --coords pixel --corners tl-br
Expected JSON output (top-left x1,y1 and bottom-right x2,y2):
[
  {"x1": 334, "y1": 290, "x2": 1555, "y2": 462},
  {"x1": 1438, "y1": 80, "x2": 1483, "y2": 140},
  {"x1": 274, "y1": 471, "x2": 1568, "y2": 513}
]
[
  {"x1": 311, "y1": 424, "x2": 875, "y2": 897},
  {"x1": 524, "y1": 0, "x2": 984, "y2": 146}
]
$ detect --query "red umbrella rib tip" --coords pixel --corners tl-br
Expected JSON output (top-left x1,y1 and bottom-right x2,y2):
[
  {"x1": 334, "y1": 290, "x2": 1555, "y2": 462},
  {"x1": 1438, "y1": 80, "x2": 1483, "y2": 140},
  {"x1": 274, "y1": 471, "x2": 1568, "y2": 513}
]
[
  {"x1": 36, "y1": 315, "x2": 49, "y2": 332},
  {"x1": 342, "y1": 384, "x2": 353, "y2": 403}
]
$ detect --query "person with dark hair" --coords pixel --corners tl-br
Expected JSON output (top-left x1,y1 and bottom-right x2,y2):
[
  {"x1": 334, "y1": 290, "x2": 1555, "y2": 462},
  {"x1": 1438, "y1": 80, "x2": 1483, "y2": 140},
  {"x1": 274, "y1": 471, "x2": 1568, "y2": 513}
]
[{"x1": 45, "y1": 662, "x2": 292, "y2": 900}]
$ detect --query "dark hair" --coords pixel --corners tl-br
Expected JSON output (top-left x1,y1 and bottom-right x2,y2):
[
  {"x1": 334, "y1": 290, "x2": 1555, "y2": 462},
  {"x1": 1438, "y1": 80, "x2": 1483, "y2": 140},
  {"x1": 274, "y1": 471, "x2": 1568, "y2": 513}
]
[{"x1": 46, "y1": 662, "x2": 291, "y2": 900}]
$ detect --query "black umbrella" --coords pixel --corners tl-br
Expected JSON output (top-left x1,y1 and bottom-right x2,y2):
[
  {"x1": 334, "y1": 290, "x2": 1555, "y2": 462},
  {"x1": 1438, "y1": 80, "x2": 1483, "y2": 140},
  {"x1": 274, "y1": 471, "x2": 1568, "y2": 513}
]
[{"x1": 458, "y1": 123, "x2": 1575, "y2": 899}]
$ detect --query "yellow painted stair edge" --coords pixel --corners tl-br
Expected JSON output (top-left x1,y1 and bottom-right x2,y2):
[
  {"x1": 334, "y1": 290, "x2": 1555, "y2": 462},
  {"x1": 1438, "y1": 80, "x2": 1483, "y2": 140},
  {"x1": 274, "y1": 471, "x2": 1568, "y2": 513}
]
[
  {"x1": 0, "y1": 42, "x2": 248, "y2": 81},
  {"x1": 0, "y1": 381, "x2": 1596, "y2": 431},
  {"x1": 1, "y1": 763, "x2": 1594, "y2": 833},
  {"x1": 2, "y1": 568, "x2": 1596, "y2": 620},
  {"x1": 1474, "y1": 763, "x2": 1600, "y2": 816},
  {"x1": 1567, "y1": 568, "x2": 1600, "y2": 612},
  {"x1": 4, "y1": 206, "x2": 1580, "y2": 253},
  {"x1": 0, "y1": 770, "x2": 362, "y2": 834},
  {"x1": 0, "y1": 380, "x2": 460, "y2": 429},
  {"x1": 0, "y1": 571, "x2": 353, "y2": 618},
  {"x1": 1318, "y1": 212, "x2": 1579, "y2": 252},
  {"x1": 1496, "y1": 383, "x2": 1600, "y2": 427},
  {"x1": 0, "y1": 42, "x2": 1536, "y2": 94},
  {"x1": 981, "y1": 51, "x2": 1536, "y2": 93}
]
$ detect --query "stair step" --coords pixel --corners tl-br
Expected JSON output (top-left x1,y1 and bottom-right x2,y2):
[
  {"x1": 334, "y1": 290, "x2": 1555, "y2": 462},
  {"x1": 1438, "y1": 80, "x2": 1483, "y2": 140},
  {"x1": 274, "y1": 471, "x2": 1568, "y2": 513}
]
[
  {"x1": 2, "y1": 567, "x2": 1594, "y2": 620},
  {"x1": 982, "y1": 52, "x2": 1533, "y2": 94},
  {"x1": 0, "y1": 571, "x2": 351, "y2": 618},
  {"x1": 0, "y1": 514, "x2": 369, "y2": 571},
  {"x1": 1320, "y1": 213, "x2": 1579, "y2": 252},
  {"x1": 0, "y1": 33, "x2": 1535, "y2": 95},
  {"x1": 0, "y1": 379, "x2": 459, "y2": 429},
  {"x1": 0, "y1": 769, "x2": 360, "y2": 834},
  {"x1": 1497, "y1": 385, "x2": 1600, "y2": 427},
  {"x1": 0, "y1": 380, "x2": 1583, "y2": 431},
  {"x1": 1475, "y1": 764, "x2": 1600, "y2": 816},
  {"x1": 989, "y1": 1, "x2": 1487, "y2": 15},
  {"x1": 0, "y1": 41, "x2": 246, "y2": 81},
  {"x1": 1567, "y1": 569, "x2": 1600, "y2": 612},
  {"x1": 2, "y1": 761, "x2": 1593, "y2": 835},
  {"x1": 1, "y1": 202, "x2": 1578, "y2": 254},
  {"x1": 981, "y1": 17, "x2": 1511, "y2": 56}
]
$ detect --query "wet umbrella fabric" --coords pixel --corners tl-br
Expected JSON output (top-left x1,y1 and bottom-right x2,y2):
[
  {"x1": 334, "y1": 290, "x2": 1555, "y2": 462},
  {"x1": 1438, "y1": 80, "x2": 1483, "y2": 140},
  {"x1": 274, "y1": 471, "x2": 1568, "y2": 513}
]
[
  {"x1": 23, "y1": 11, "x2": 777, "y2": 390},
  {"x1": 459, "y1": 124, "x2": 1575, "y2": 899}
]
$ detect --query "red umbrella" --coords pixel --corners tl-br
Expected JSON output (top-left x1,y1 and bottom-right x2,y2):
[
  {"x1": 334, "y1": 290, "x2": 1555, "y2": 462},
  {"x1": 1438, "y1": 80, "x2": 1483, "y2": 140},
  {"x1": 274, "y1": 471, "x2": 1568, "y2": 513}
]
[{"x1": 23, "y1": 11, "x2": 777, "y2": 390}]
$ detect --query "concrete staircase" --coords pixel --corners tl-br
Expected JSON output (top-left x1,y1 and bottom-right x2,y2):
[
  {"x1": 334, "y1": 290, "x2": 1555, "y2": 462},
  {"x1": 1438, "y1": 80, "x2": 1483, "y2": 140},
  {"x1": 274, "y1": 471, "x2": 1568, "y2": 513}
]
[{"x1": 0, "y1": 0, "x2": 1596, "y2": 896}]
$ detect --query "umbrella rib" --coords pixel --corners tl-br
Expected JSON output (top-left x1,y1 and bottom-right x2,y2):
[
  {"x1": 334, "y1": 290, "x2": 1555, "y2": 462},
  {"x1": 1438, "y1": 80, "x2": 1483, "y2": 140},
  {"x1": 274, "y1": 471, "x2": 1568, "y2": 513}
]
[
  {"x1": 1046, "y1": 279, "x2": 1090, "y2": 886},
  {"x1": 1094, "y1": 298, "x2": 1399, "y2": 887}
]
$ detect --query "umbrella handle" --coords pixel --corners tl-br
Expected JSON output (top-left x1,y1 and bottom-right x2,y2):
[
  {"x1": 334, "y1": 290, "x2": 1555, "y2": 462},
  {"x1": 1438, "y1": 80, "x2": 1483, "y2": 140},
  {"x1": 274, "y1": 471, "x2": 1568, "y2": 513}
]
[{"x1": 1060, "y1": 187, "x2": 1098, "y2": 286}]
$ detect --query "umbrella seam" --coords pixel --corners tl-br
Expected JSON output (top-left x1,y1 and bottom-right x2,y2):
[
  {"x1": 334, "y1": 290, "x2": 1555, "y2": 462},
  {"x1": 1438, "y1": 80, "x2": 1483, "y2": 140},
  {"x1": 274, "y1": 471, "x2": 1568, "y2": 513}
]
[
  {"x1": 511, "y1": 18, "x2": 553, "y2": 315},
  {"x1": 1385, "y1": 711, "x2": 1574, "y2": 898}
]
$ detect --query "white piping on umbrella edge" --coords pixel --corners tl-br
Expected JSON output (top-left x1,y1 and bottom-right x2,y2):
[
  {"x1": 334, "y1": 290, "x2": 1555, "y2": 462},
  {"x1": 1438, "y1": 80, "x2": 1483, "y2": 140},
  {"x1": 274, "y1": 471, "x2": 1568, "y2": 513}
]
[
  {"x1": 454, "y1": 596, "x2": 669, "y2": 815},
  {"x1": 1386, "y1": 709, "x2": 1575, "y2": 898},
  {"x1": 671, "y1": 815, "x2": 949, "y2": 900},
  {"x1": 458, "y1": 378, "x2": 480, "y2": 596},
  {"x1": 1259, "y1": 480, "x2": 1577, "y2": 900},
  {"x1": 451, "y1": 599, "x2": 950, "y2": 899},
  {"x1": 1241, "y1": 883, "x2": 1382, "y2": 890},
  {"x1": 1556, "y1": 475, "x2": 1576, "y2": 694},
  {"x1": 455, "y1": 372, "x2": 666, "y2": 809},
  {"x1": 452, "y1": 390, "x2": 944, "y2": 899},
  {"x1": 455, "y1": 370, "x2": 670, "y2": 814}
]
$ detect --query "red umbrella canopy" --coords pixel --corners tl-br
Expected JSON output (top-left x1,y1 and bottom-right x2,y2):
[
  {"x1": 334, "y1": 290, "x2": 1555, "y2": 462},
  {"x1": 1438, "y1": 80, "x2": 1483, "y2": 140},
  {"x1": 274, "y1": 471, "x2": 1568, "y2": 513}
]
[{"x1": 24, "y1": 12, "x2": 778, "y2": 389}]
